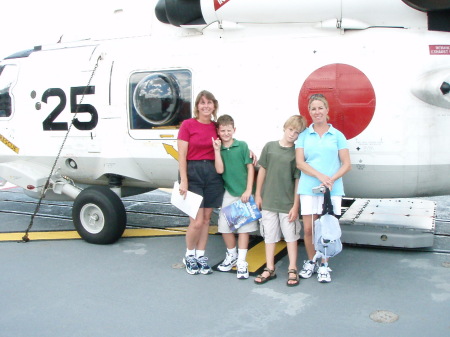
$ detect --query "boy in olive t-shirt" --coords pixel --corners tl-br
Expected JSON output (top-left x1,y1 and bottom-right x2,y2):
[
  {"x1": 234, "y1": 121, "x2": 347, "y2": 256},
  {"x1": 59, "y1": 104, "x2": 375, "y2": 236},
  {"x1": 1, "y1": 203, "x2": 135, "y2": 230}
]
[{"x1": 254, "y1": 115, "x2": 306, "y2": 287}]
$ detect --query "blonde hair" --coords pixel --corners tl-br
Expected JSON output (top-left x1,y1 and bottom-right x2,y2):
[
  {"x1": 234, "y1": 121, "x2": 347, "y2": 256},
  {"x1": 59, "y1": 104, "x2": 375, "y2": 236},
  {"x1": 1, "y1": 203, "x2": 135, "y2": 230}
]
[
  {"x1": 284, "y1": 115, "x2": 307, "y2": 132},
  {"x1": 308, "y1": 93, "x2": 330, "y2": 121},
  {"x1": 193, "y1": 90, "x2": 218, "y2": 121}
]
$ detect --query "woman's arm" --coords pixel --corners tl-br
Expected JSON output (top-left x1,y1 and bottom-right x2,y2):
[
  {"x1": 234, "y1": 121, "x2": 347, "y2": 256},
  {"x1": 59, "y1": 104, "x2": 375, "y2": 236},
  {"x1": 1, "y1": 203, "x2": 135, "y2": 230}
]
[
  {"x1": 177, "y1": 139, "x2": 189, "y2": 196},
  {"x1": 330, "y1": 148, "x2": 352, "y2": 182},
  {"x1": 296, "y1": 147, "x2": 352, "y2": 190},
  {"x1": 295, "y1": 147, "x2": 330, "y2": 185}
]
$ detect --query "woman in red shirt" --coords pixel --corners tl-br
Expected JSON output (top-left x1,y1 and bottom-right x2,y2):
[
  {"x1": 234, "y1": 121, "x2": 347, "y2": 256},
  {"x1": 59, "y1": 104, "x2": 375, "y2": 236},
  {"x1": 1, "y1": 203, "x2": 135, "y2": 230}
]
[{"x1": 178, "y1": 90, "x2": 224, "y2": 275}]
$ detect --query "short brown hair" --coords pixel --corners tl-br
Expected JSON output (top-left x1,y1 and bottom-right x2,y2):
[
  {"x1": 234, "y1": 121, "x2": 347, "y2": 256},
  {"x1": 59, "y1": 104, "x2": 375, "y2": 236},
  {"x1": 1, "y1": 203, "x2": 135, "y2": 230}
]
[{"x1": 217, "y1": 114, "x2": 235, "y2": 128}]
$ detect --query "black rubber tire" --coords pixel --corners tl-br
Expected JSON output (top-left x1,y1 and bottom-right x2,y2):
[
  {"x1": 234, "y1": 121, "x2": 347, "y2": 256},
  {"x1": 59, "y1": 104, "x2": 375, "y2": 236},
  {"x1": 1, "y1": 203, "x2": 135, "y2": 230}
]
[{"x1": 72, "y1": 186, "x2": 126, "y2": 244}]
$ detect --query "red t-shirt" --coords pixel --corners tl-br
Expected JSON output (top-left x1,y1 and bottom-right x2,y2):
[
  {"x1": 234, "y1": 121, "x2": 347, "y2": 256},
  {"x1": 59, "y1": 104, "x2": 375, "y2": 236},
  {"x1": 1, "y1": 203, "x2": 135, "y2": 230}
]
[{"x1": 178, "y1": 118, "x2": 218, "y2": 160}]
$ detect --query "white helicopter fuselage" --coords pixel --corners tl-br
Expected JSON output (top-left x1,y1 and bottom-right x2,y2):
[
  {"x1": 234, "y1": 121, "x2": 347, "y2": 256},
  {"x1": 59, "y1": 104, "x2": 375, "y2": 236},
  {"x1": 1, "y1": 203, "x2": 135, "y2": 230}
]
[{"x1": 0, "y1": 0, "x2": 449, "y2": 243}]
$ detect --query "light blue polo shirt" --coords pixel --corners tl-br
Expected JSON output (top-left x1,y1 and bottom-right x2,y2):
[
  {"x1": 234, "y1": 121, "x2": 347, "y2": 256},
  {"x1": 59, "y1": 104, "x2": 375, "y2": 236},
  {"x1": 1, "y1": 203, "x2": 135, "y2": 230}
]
[{"x1": 295, "y1": 124, "x2": 348, "y2": 196}]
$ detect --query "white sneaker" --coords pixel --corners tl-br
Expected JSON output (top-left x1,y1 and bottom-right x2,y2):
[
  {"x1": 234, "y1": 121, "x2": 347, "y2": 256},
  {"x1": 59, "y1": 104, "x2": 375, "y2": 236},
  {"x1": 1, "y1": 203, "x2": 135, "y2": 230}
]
[
  {"x1": 317, "y1": 265, "x2": 332, "y2": 283},
  {"x1": 299, "y1": 260, "x2": 318, "y2": 279},
  {"x1": 236, "y1": 261, "x2": 249, "y2": 279},
  {"x1": 217, "y1": 252, "x2": 238, "y2": 272}
]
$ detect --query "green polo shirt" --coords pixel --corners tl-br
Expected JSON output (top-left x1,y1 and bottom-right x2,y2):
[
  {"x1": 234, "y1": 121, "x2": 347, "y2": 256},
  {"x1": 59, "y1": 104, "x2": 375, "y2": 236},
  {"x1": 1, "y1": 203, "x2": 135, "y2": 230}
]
[{"x1": 220, "y1": 139, "x2": 253, "y2": 197}]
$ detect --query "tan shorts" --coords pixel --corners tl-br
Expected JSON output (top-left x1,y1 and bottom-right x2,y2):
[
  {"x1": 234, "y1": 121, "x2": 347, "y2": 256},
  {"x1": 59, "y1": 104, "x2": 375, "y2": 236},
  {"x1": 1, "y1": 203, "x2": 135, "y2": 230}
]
[
  {"x1": 300, "y1": 195, "x2": 342, "y2": 216},
  {"x1": 218, "y1": 191, "x2": 259, "y2": 234},
  {"x1": 260, "y1": 210, "x2": 301, "y2": 244}
]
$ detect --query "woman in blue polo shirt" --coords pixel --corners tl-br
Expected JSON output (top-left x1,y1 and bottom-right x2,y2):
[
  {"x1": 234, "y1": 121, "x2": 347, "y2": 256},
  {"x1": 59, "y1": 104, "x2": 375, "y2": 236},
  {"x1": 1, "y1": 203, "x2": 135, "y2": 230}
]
[{"x1": 295, "y1": 94, "x2": 351, "y2": 283}]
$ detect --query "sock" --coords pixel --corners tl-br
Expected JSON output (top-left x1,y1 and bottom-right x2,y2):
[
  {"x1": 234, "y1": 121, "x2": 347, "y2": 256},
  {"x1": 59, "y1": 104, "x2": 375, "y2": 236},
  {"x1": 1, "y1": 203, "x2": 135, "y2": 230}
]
[
  {"x1": 196, "y1": 250, "x2": 205, "y2": 258},
  {"x1": 186, "y1": 249, "x2": 195, "y2": 257},
  {"x1": 227, "y1": 247, "x2": 237, "y2": 258},
  {"x1": 237, "y1": 249, "x2": 247, "y2": 261}
]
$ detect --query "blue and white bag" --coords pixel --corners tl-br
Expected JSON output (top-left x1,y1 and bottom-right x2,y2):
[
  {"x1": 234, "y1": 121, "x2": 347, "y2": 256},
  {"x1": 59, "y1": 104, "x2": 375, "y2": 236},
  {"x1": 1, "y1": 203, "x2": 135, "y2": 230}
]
[{"x1": 313, "y1": 188, "x2": 342, "y2": 261}]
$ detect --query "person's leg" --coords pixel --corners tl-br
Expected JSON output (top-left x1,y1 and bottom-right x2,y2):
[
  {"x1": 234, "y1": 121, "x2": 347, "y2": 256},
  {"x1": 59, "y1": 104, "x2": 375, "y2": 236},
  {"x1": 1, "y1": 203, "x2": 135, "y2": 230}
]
[
  {"x1": 222, "y1": 233, "x2": 237, "y2": 249},
  {"x1": 279, "y1": 213, "x2": 300, "y2": 286},
  {"x1": 286, "y1": 241, "x2": 299, "y2": 286},
  {"x1": 299, "y1": 213, "x2": 319, "y2": 279},
  {"x1": 236, "y1": 233, "x2": 250, "y2": 279},
  {"x1": 254, "y1": 211, "x2": 279, "y2": 284},
  {"x1": 184, "y1": 208, "x2": 210, "y2": 275},
  {"x1": 237, "y1": 232, "x2": 249, "y2": 251},
  {"x1": 185, "y1": 208, "x2": 207, "y2": 250},
  {"x1": 196, "y1": 207, "x2": 213, "y2": 251},
  {"x1": 195, "y1": 208, "x2": 214, "y2": 275},
  {"x1": 286, "y1": 241, "x2": 298, "y2": 271},
  {"x1": 217, "y1": 233, "x2": 238, "y2": 272},
  {"x1": 302, "y1": 214, "x2": 318, "y2": 260},
  {"x1": 254, "y1": 243, "x2": 277, "y2": 283}
]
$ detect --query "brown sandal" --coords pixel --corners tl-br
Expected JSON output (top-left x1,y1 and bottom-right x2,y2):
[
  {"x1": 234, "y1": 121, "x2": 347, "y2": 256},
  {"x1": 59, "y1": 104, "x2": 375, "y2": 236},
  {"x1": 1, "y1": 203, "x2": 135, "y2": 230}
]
[
  {"x1": 254, "y1": 267, "x2": 277, "y2": 284},
  {"x1": 287, "y1": 269, "x2": 299, "y2": 287}
]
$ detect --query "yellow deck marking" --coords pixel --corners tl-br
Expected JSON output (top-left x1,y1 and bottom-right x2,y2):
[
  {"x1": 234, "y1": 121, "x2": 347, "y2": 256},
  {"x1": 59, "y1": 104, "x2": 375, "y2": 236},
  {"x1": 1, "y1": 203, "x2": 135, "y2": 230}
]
[
  {"x1": 122, "y1": 228, "x2": 185, "y2": 237},
  {"x1": 0, "y1": 228, "x2": 191, "y2": 242},
  {"x1": 0, "y1": 231, "x2": 82, "y2": 241},
  {"x1": 0, "y1": 226, "x2": 218, "y2": 242},
  {"x1": 166, "y1": 225, "x2": 218, "y2": 234},
  {"x1": 246, "y1": 240, "x2": 287, "y2": 273}
]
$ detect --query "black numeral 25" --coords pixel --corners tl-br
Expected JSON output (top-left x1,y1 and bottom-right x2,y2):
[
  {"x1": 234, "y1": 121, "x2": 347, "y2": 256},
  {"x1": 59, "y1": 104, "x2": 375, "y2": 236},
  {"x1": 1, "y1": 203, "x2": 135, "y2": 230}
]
[{"x1": 42, "y1": 86, "x2": 98, "y2": 131}]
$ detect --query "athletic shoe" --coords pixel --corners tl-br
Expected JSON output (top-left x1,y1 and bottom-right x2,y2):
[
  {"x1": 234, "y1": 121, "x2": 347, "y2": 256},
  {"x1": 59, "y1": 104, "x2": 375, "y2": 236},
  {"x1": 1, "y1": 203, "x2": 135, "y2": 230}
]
[
  {"x1": 183, "y1": 255, "x2": 199, "y2": 275},
  {"x1": 299, "y1": 260, "x2": 318, "y2": 279},
  {"x1": 217, "y1": 252, "x2": 238, "y2": 272},
  {"x1": 236, "y1": 261, "x2": 249, "y2": 279},
  {"x1": 197, "y1": 256, "x2": 213, "y2": 275},
  {"x1": 317, "y1": 265, "x2": 332, "y2": 283}
]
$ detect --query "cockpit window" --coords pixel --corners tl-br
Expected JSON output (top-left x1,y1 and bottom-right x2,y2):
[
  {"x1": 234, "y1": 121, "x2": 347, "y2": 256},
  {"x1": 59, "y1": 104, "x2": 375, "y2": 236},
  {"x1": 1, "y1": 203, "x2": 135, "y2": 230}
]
[
  {"x1": 129, "y1": 69, "x2": 191, "y2": 129},
  {"x1": 0, "y1": 65, "x2": 18, "y2": 118}
]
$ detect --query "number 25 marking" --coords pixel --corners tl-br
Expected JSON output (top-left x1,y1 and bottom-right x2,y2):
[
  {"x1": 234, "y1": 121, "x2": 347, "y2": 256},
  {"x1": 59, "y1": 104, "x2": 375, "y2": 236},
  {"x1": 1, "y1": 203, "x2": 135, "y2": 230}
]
[{"x1": 42, "y1": 86, "x2": 98, "y2": 131}]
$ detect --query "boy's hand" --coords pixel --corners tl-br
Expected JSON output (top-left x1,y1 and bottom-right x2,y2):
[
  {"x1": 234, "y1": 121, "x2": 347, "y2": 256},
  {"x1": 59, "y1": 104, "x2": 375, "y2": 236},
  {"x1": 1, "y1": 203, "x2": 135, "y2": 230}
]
[
  {"x1": 249, "y1": 149, "x2": 258, "y2": 166},
  {"x1": 240, "y1": 190, "x2": 251, "y2": 203},
  {"x1": 212, "y1": 137, "x2": 222, "y2": 151},
  {"x1": 288, "y1": 206, "x2": 299, "y2": 222},
  {"x1": 255, "y1": 195, "x2": 262, "y2": 210}
]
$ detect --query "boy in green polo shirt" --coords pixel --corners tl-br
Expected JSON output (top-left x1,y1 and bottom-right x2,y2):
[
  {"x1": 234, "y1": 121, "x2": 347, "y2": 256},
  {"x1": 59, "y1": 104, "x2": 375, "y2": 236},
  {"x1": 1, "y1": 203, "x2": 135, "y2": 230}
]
[{"x1": 212, "y1": 114, "x2": 257, "y2": 279}]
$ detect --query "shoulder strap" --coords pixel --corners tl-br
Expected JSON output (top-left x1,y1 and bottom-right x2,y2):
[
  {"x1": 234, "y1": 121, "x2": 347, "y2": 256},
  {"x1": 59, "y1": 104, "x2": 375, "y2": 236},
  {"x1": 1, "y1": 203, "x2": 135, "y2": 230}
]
[{"x1": 322, "y1": 187, "x2": 335, "y2": 216}]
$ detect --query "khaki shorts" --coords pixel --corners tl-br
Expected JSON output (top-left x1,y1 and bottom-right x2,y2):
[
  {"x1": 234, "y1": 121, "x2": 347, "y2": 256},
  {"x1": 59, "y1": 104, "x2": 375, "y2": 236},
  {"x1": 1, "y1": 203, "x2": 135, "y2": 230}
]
[
  {"x1": 260, "y1": 210, "x2": 301, "y2": 244},
  {"x1": 218, "y1": 191, "x2": 259, "y2": 234},
  {"x1": 300, "y1": 195, "x2": 342, "y2": 216}
]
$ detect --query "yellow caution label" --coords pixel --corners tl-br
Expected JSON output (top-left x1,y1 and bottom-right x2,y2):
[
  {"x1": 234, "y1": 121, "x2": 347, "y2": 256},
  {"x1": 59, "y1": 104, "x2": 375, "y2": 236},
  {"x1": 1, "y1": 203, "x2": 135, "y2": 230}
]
[{"x1": 0, "y1": 134, "x2": 19, "y2": 154}]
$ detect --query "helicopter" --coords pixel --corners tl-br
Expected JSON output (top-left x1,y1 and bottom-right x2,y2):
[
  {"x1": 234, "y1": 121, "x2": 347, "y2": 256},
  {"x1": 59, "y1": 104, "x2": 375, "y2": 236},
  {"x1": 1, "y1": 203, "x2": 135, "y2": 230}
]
[{"x1": 0, "y1": 0, "x2": 449, "y2": 244}]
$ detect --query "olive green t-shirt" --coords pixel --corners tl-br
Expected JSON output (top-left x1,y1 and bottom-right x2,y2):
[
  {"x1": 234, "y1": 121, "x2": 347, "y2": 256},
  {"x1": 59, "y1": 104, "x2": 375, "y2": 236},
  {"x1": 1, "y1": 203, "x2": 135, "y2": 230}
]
[{"x1": 258, "y1": 141, "x2": 300, "y2": 213}]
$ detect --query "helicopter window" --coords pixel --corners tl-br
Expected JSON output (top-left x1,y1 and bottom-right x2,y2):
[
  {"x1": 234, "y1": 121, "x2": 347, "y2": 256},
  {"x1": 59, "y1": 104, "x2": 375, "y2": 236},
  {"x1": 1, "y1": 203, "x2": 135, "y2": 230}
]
[
  {"x1": 0, "y1": 65, "x2": 18, "y2": 118},
  {"x1": 129, "y1": 69, "x2": 191, "y2": 129}
]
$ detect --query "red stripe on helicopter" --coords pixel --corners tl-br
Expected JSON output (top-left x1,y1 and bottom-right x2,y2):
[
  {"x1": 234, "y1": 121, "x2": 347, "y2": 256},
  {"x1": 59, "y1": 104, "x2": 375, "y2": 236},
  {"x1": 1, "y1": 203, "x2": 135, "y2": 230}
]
[{"x1": 214, "y1": 0, "x2": 231, "y2": 11}]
